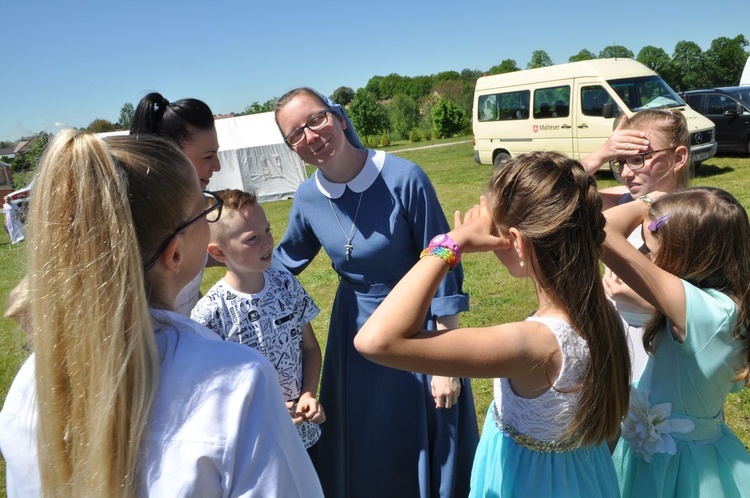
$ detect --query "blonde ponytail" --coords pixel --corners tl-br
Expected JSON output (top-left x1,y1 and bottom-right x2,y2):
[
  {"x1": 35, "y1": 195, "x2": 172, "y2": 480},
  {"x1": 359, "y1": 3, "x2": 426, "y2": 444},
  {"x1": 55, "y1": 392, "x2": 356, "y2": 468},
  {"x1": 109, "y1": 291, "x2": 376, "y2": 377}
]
[{"x1": 28, "y1": 130, "x2": 196, "y2": 496}]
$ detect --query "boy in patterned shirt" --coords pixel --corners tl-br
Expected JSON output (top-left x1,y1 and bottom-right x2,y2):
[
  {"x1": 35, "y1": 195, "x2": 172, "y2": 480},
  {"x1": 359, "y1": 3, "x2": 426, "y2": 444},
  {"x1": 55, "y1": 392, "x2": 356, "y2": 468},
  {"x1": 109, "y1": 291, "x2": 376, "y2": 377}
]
[{"x1": 191, "y1": 189, "x2": 325, "y2": 448}]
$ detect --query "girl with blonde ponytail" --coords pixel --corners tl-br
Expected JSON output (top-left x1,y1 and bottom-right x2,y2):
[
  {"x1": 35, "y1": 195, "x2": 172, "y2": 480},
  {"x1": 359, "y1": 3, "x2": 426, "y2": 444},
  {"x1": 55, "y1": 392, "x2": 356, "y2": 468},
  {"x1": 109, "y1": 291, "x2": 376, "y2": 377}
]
[
  {"x1": 356, "y1": 151, "x2": 630, "y2": 497},
  {"x1": 0, "y1": 131, "x2": 322, "y2": 497}
]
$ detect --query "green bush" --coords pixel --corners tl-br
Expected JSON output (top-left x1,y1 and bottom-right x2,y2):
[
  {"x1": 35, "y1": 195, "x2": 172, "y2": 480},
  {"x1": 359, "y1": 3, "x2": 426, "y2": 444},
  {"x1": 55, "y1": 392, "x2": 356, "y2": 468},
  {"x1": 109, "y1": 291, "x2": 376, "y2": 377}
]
[
  {"x1": 380, "y1": 133, "x2": 391, "y2": 147},
  {"x1": 423, "y1": 130, "x2": 432, "y2": 141},
  {"x1": 12, "y1": 170, "x2": 34, "y2": 190},
  {"x1": 409, "y1": 128, "x2": 422, "y2": 143},
  {"x1": 431, "y1": 99, "x2": 466, "y2": 138}
]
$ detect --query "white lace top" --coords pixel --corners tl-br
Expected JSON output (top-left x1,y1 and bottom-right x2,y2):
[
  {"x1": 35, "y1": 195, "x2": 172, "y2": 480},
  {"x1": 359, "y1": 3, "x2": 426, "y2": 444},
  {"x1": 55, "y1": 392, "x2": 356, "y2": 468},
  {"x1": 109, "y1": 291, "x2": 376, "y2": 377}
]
[{"x1": 492, "y1": 316, "x2": 589, "y2": 445}]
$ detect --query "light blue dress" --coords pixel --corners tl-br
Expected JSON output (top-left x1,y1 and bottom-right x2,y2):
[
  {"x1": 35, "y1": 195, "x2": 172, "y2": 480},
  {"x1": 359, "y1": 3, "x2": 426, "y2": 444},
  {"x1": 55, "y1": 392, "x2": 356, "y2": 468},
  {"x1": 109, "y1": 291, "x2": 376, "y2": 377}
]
[
  {"x1": 470, "y1": 316, "x2": 620, "y2": 497},
  {"x1": 613, "y1": 280, "x2": 750, "y2": 497},
  {"x1": 273, "y1": 149, "x2": 477, "y2": 498}
]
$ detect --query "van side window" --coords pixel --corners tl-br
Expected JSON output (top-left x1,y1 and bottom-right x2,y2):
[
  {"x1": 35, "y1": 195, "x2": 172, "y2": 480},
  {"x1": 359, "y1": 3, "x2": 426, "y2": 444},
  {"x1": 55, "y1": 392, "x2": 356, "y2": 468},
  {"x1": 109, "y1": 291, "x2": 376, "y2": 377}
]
[
  {"x1": 478, "y1": 95, "x2": 498, "y2": 121},
  {"x1": 581, "y1": 86, "x2": 613, "y2": 117},
  {"x1": 478, "y1": 90, "x2": 530, "y2": 121},
  {"x1": 534, "y1": 86, "x2": 570, "y2": 119}
]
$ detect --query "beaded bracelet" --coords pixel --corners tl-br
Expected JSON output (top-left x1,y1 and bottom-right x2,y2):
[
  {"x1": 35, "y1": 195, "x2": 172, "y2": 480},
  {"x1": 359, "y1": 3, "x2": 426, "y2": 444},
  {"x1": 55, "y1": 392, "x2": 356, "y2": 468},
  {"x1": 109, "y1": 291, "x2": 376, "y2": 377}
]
[{"x1": 420, "y1": 234, "x2": 461, "y2": 271}]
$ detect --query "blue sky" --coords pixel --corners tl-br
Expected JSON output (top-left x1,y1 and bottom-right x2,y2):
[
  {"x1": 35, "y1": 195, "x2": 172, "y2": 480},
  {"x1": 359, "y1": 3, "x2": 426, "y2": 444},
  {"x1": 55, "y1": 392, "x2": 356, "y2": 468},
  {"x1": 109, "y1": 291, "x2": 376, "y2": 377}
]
[{"x1": 2, "y1": 0, "x2": 748, "y2": 143}]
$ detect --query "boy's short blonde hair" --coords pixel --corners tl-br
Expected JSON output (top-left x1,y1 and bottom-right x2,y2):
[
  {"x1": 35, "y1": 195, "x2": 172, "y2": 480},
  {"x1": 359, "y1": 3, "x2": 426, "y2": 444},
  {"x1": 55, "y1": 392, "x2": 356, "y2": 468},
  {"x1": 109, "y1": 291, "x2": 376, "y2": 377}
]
[{"x1": 210, "y1": 189, "x2": 259, "y2": 244}]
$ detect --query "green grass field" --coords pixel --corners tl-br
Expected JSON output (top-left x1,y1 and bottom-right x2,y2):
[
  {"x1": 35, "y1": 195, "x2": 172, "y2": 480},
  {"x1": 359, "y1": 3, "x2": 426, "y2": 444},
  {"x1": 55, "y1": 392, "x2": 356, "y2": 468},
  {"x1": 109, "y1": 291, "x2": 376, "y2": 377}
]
[{"x1": 1, "y1": 137, "x2": 749, "y2": 493}]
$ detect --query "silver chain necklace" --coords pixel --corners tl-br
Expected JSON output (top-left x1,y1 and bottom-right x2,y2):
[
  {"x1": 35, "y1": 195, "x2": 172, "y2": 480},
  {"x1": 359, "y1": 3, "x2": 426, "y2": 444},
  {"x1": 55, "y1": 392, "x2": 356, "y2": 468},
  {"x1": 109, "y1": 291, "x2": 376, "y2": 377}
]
[{"x1": 328, "y1": 192, "x2": 364, "y2": 261}]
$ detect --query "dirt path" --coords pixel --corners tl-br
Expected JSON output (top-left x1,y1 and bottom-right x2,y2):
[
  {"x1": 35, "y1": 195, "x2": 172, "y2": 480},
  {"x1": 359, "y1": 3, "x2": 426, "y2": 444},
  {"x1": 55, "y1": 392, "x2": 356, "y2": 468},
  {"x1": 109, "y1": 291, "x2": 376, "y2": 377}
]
[{"x1": 393, "y1": 139, "x2": 472, "y2": 153}]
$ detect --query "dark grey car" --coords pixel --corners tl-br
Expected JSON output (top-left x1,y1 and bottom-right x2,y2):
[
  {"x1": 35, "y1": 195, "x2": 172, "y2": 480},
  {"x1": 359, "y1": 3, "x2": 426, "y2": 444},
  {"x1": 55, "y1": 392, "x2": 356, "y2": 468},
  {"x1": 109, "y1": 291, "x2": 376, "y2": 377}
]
[{"x1": 679, "y1": 86, "x2": 750, "y2": 155}]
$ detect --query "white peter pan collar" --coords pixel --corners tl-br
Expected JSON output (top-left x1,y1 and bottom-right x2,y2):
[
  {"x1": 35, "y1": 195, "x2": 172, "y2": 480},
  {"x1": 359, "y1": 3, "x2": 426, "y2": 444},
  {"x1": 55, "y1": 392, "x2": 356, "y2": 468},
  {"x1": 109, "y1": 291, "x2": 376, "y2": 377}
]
[{"x1": 314, "y1": 149, "x2": 385, "y2": 199}]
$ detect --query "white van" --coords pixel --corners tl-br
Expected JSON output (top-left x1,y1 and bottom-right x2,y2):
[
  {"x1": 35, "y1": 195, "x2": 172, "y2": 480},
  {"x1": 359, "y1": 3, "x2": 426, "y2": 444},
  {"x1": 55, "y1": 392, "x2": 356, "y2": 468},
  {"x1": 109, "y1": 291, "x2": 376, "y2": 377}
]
[{"x1": 473, "y1": 58, "x2": 717, "y2": 168}]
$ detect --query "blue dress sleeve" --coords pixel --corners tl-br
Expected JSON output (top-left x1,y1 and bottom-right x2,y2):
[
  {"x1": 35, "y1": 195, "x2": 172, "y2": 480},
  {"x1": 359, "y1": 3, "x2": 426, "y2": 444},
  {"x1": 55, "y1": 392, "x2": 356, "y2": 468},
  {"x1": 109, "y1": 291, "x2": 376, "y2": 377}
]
[
  {"x1": 272, "y1": 186, "x2": 323, "y2": 276},
  {"x1": 399, "y1": 159, "x2": 469, "y2": 317}
]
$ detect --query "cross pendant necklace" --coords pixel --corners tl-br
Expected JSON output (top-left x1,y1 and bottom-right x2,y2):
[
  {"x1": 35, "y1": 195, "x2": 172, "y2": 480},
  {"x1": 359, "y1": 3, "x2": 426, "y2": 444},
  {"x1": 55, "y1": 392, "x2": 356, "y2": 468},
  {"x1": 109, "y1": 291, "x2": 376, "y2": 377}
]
[{"x1": 329, "y1": 192, "x2": 364, "y2": 261}]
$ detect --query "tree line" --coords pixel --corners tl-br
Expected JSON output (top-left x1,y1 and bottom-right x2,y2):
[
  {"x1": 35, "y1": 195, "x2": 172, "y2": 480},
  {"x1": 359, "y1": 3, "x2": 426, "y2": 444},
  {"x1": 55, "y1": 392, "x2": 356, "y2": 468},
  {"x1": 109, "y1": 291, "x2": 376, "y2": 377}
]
[
  {"x1": 72, "y1": 34, "x2": 750, "y2": 145},
  {"x1": 5, "y1": 34, "x2": 748, "y2": 178},
  {"x1": 238, "y1": 35, "x2": 749, "y2": 146}
]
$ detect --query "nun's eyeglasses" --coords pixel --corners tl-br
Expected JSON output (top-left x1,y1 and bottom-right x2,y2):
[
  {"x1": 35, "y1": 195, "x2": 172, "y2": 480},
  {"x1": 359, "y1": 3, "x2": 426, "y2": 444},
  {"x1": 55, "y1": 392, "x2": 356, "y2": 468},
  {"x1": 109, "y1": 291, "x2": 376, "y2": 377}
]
[{"x1": 284, "y1": 110, "x2": 329, "y2": 146}]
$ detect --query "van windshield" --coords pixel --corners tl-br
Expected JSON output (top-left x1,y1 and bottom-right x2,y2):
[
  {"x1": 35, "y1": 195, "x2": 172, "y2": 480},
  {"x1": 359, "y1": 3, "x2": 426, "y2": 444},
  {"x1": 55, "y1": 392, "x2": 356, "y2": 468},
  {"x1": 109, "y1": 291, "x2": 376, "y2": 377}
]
[{"x1": 607, "y1": 75, "x2": 686, "y2": 111}]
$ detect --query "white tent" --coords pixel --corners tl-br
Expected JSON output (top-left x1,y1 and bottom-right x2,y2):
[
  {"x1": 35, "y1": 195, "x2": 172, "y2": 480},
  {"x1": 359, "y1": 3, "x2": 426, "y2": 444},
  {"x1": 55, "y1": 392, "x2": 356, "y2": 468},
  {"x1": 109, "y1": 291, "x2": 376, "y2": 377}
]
[
  {"x1": 211, "y1": 112, "x2": 307, "y2": 202},
  {"x1": 741, "y1": 56, "x2": 750, "y2": 85},
  {"x1": 98, "y1": 112, "x2": 307, "y2": 202}
]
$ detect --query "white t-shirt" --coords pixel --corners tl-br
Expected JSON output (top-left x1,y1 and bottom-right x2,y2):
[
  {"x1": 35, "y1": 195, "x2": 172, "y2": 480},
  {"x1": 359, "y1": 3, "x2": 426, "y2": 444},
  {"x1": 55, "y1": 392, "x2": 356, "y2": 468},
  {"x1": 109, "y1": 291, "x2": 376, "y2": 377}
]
[
  {"x1": 191, "y1": 269, "x2": 321, "y2": 448},
  {"x1": 0, "y1": 309, "x2": 323, "y2": 497},
  {"x1": 174, "y1": 255, "x2": 207, "y2": 316}
]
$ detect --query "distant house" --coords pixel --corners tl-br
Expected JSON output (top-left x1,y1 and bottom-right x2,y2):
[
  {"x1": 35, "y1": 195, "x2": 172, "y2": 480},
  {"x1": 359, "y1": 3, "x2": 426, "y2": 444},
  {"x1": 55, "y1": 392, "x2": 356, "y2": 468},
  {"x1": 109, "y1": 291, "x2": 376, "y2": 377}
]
[
  {"x1": 13, "y1": 141, "x2": 30, "y2": 155},
  {"x1": 0, "y1": 145, "x2": 15, "y2": 160}
]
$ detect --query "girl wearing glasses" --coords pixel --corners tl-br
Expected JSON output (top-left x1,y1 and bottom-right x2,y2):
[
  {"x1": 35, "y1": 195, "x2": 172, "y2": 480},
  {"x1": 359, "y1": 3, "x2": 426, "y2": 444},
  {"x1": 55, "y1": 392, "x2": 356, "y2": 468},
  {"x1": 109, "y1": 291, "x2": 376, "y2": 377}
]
[
  {"x1": 131, "y1": 92, "x2": 222, "y2": 315},
  {"x1": 0, "y1": 131, "x2": 322, "y2": 497},
  {"x1": 273, "y1": 88, "x2": 478, "y2": 498},
  {"x1": 583, "y1": 111, "x2": 690, "y2": 208},
  {"x1": 602, "y1": 187, "x2": 750, "y2": 497},
  {"x1": 584, "y1": 110, "x2": 691, "y2": 382}
]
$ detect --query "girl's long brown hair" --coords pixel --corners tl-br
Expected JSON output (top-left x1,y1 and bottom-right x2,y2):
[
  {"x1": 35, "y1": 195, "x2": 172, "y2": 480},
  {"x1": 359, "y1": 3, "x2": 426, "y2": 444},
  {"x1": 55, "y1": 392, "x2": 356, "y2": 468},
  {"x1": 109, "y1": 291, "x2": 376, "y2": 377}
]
[
  {"x1": 643, "y1": 187, "x2": 750, "y2": 384},
  {"x1": 490, "y1": 151, "x2": 631, "y2": 445}
]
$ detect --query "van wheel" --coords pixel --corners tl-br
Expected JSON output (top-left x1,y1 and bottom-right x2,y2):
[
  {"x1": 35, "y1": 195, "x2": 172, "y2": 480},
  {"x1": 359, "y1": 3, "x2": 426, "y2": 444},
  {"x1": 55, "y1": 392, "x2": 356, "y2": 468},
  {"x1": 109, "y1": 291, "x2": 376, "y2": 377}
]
[{"x1": 493, "y1": 152, "x2": 511, "y2": 168}]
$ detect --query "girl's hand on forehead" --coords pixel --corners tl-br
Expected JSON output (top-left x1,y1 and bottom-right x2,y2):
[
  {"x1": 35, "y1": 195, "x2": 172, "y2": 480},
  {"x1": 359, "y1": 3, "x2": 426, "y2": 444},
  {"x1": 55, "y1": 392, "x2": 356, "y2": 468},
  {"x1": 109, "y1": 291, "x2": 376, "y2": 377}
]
[{"x1": 607, "y1": 115, "x2": 650, "y2": 158}]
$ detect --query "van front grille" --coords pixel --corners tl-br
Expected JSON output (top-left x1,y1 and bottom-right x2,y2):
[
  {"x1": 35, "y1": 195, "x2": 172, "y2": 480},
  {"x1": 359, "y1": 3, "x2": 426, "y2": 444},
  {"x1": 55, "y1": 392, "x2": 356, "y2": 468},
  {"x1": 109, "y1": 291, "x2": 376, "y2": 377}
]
[{"x1": 690, "y1": 129, "x2": 713, "y2": 146}]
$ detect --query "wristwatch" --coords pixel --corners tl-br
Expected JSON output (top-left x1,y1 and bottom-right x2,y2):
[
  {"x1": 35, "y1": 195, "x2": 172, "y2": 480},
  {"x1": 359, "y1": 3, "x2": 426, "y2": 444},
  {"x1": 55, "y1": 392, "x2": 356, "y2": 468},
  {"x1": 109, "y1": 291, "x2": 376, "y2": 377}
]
[
  {"x1": 421, "y1": 233, "x2": 462, "y2": 271},
  {"x1": 428, "y1": 234, "x2": 461, "y2": 256},
  {"x1": 637, "y1": 195, "x2": 652, "y2": 206}
]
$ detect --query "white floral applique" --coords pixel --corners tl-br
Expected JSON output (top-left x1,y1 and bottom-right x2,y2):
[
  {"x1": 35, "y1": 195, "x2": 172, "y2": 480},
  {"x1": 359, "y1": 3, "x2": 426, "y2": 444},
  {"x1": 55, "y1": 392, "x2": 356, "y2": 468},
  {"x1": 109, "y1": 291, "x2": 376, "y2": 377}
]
[{"x1": 621, "y1": 387, "x2": 695, "y2": 462}]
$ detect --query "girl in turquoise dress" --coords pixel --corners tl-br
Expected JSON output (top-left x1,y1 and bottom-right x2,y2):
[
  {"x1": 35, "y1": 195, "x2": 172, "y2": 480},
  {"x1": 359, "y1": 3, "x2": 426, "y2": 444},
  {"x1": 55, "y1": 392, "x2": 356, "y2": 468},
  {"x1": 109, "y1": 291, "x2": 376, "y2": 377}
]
[
  {"x1": 356, "y1": 151, "x2": 631, "y2": 497},
  {"x1": 602, "y1": 187, "x2": 750, "y2": 497}
]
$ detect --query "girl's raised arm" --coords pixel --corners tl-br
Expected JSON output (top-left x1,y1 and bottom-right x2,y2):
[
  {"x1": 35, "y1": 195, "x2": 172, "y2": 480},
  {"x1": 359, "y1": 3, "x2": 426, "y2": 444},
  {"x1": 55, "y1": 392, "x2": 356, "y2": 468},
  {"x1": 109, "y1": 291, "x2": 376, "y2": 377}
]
[
  {"x1": 354, "y1": 198, "x2": 557, "y2": 380},
  {"x1": 601, "y1": 199, "x2": 687, "y2": 341}
]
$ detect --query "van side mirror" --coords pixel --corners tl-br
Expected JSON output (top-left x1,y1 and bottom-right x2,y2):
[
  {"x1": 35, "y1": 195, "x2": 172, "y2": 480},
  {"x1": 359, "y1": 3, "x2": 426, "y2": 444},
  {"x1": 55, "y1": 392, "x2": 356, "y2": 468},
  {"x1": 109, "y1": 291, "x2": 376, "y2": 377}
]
[{"x1": 602, "y1": 103, "x2": 615, "y2": 119}]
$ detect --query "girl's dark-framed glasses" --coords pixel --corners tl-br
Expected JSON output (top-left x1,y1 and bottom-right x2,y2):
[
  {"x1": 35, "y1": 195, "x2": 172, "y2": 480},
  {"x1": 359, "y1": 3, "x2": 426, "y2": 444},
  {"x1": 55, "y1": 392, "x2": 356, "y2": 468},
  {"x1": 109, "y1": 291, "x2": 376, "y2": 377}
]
[
  {"x1": 143, "y1": 191, "x2": 223, "y2": 271},
  {"x1": 284, "y1": 110, "x2": 329, "y2": 146},
  {"x1": 609, "y1": 147, "x2": 676, "y2": 174}
]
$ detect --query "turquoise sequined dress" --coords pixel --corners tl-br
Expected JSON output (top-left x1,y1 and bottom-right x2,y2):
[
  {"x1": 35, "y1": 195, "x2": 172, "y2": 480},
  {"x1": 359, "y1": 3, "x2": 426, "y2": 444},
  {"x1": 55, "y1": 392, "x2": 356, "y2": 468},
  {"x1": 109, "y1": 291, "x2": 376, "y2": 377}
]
[{"x1": 470, "y1": 316, "x2": 620, "y2": 497}]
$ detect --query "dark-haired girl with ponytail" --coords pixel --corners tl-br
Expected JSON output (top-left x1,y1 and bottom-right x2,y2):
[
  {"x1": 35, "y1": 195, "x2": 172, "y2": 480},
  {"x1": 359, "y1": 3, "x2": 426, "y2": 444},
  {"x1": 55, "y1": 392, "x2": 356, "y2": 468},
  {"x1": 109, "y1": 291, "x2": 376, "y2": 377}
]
[{"x1": 131, "y1": 92, "x2": 222, "y2": 315}]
